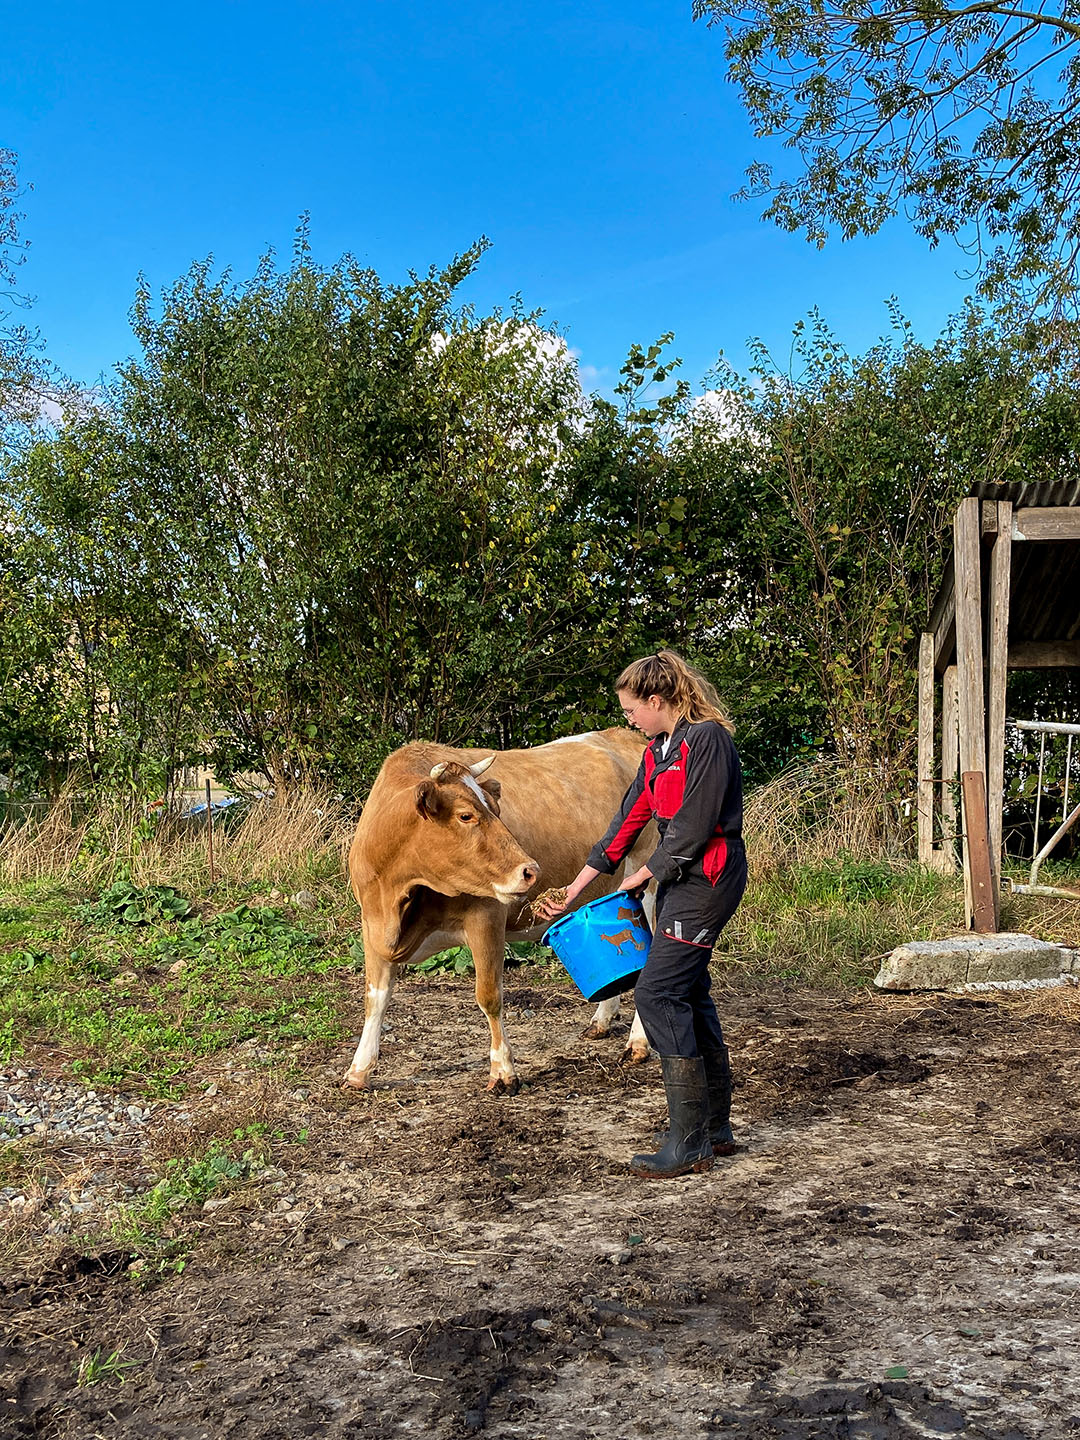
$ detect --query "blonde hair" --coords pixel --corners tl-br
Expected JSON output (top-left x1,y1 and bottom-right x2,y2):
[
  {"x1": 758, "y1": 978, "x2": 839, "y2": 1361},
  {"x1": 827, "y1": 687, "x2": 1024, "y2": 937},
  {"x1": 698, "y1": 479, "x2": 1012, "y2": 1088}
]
[{"x1": 616, "y1": 649, "x2": 734, "y2": 733}]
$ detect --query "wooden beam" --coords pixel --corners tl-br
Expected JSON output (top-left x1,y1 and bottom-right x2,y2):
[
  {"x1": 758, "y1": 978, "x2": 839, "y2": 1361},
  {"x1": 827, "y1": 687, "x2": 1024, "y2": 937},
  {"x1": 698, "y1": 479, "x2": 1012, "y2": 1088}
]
[
  {"x1": 1012, "y1": 507, "x2": 1080, "y2": 541},
  {"x1": 941, "y1": 664, "x2": 959, "y2": 871},
  {"x1": 934, "y1": 587, "x2": 956, "y2": 672},
  {"x1": 1007, "y1": 640, "x2": 1080, "y2": 668},
  {"x1": 954, "y1": 497, "x2": 987, "y2": 930},
  {"x1": 981, "y1": 500, "x2": 999, "y2": 536},
  {"x1": 954, "y1": 498, "x2": 986, "y2": 779},
  {"x1": 962, "y1": 771, "x2": 997, "y2": 934},
  {"x1": 927, "y1": 555, "x2": 955, "y2": 673},
  {"x1": 917, "y1": 633, "x2": 935, "y2": 865},
  {"x1": 986, "y1": 500, "x2": 1011, "y2": 929}
]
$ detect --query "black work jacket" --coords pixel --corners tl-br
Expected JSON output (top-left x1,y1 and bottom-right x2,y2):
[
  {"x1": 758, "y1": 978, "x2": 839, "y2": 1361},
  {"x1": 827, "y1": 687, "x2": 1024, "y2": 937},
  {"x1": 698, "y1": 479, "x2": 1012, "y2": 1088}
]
[{"x1": 587, "y1": 718, "x2": 743, "y2": 887}]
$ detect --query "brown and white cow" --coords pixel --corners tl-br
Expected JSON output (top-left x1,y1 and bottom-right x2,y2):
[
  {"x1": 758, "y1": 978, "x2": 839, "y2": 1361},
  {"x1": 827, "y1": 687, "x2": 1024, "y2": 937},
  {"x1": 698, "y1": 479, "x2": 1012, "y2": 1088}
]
[{"x1": 344, "y1": 729, "x2": 655, "y2": 1093}]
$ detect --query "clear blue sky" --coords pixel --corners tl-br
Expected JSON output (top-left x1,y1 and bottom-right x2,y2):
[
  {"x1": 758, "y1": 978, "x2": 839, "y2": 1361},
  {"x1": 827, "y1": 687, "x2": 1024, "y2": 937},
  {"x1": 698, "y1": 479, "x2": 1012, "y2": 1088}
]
[{"x1": 3, "y1": 0, "x2": 975, "y2": 396}]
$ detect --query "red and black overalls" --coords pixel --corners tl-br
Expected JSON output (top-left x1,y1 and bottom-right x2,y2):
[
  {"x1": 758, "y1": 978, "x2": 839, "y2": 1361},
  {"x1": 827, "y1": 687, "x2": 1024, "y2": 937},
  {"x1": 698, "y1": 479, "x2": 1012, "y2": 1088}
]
[{"x1": 587, "y1": 717, "x2": 746, "y2": 1058}]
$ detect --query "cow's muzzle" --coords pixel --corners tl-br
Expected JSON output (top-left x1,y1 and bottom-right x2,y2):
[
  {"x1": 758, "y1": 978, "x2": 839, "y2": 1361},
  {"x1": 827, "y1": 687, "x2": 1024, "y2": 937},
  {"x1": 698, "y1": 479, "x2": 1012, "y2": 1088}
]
[{"x1": 495, "y1": 860, "x2": 540, "y2": 899}]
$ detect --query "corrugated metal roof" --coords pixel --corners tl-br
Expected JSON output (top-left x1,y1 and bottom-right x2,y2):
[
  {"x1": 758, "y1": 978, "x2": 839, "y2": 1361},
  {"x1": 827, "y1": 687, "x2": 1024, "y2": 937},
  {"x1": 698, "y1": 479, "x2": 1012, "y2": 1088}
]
[{"x1": 969, "y1": 479, "x2": 1080, "y2": 508}]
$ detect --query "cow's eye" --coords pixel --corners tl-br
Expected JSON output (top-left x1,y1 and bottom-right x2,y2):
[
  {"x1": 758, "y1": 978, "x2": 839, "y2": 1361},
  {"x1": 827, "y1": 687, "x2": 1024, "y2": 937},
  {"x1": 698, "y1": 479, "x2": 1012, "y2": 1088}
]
[{"x1": 457, "y1": 811, "x2": 475, "y2": 823}]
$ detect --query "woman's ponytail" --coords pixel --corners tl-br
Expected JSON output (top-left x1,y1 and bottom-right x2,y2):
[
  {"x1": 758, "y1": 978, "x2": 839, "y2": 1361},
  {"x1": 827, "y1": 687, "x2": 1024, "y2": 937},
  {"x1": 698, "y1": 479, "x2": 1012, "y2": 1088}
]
[{"x1": 616, "y1": 649, "x2": 734, "y2": 733}]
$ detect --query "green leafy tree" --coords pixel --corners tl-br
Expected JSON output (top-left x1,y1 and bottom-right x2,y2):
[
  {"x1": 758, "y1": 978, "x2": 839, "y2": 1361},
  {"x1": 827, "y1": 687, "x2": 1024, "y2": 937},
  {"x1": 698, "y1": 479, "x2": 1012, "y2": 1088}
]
[
  {"x1": 694, "y1": 0, "x2": 1080, "y2": 316},
  {"x1": 101, "y1": 235, "x2": 618, "y2": 789},
  {"x1": 682, "y1": 303, "x2": 1080, "y2": 810}
]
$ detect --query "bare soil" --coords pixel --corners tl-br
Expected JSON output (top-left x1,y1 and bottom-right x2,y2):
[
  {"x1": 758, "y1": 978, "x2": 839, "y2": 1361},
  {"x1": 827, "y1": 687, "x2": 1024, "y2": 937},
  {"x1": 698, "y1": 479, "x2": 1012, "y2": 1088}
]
[{"x1": 3, "y1": 976, "x2": 1080, "y2": 1439}]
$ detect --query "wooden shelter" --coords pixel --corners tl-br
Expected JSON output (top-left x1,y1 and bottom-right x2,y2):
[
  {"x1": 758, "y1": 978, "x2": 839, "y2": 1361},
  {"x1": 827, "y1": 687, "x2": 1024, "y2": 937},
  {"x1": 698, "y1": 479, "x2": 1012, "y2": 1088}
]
[{"x1": 919, "y1": 482, "x2": 1080, "y2": 931}]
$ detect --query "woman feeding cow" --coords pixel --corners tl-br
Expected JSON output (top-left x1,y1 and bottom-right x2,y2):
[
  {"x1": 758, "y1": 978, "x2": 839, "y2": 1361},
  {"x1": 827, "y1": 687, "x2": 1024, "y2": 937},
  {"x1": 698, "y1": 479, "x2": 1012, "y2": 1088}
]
[{"x1": 540, "y1": 648, "x2": 746, "y2": 1179}]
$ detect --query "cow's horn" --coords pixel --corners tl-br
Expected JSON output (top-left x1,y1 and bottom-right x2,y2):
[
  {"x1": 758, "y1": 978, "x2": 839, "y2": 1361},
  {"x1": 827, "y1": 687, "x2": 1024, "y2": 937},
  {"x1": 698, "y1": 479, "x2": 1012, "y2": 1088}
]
[
  {"x1": 469, "y1": 755, "x2": 495, "y2": 776},
  {"x1": 429, "y1": 762, "x2": 448, "y2": 779}
]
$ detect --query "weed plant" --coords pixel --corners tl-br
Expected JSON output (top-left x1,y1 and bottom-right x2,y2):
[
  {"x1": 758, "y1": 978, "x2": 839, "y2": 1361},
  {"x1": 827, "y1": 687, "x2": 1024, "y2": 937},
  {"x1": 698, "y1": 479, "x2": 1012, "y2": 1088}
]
[
  {"x1": 111, "y1": 1140, "x2": 264, "y2": 1249},
  {"x1": 76, "y1": 1348, "x2": 142, "y2": 1388}
]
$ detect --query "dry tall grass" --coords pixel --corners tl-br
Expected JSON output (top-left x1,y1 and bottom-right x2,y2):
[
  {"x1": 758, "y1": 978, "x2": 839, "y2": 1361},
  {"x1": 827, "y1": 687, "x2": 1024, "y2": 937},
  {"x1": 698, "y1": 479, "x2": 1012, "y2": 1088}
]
[
  {"x1": 0, "y1": 784, "x2": 357, "y2": 893},
  {"x1": 743, "y1": 756, "x2": 907, "y2": 876},
  {"x1": 0, "y1": 778, "x2": 93, "y2": 881},
  {"x1": 3, "y1": 759, "x2": 906, "y2": 892}
]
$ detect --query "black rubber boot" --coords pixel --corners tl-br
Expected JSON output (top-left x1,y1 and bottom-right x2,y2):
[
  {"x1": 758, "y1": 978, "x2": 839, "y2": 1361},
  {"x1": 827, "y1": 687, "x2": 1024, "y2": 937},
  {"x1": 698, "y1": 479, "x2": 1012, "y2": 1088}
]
[
  {"x1": 702, "y1": 1046, "x2": 737, "y2": 1156},
  {"x1": 629, "y1": 1056, "x2": 714, "y2": 1178},
  {"x1": 649, "y1": 1046, "x2": 737, "y2": 1155}
]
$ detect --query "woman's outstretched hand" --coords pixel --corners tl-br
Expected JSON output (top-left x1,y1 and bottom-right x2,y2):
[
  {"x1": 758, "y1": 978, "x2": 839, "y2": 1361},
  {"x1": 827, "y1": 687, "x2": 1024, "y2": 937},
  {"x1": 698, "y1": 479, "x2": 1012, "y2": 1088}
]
[
  {"x1": 534, "y1": 888, "x2": 571, "y2": 922},
  {"x1": 617, "y1": 865, "x2": 652, "y2": 898},
  {"x1": 535, "y1": 863, "x2": 601, "y2": 921}
]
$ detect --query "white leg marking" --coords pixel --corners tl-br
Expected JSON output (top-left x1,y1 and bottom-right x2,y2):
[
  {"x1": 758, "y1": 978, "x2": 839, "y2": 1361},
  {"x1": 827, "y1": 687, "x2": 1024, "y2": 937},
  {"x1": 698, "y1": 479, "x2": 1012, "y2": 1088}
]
[
  {"x1": 589, "y1": 995, "x2": 621, "y2": 1033},
  {"x1": 347, "y1": 983, "x2": 392, "y2": 1080},
  {"x1": 489, "y1": 1039, "x2": 514, "y2": 1075},
  {"x1": 628, "y1": 1010, "x2": 648, "y2": 1050}
]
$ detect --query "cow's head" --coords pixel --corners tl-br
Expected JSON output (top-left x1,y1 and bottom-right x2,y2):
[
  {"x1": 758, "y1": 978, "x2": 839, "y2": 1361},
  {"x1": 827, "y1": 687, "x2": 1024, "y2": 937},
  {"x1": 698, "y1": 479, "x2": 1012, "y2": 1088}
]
[
  {"x1": 350, "y1": 755, "x2": 540, "y2": 964},
  {"x1": 411, "y1": 756, "x2": 539, "y2": 902}
]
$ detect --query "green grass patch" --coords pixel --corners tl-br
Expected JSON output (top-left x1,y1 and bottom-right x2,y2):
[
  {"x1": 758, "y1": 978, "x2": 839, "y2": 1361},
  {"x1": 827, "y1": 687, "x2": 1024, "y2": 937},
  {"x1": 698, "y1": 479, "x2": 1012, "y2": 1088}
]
[
  {"x1": 0, "y1": 883, "x2": 354, "y2": 1091},
  {"x1": 76, "y1": 1348, "x2": 143, "y2": 1388},
  {"x1": 719, "y1": 857, "x2": 963, "y2": 987},
  {"x1": 414, "y1": 938, "x2": 561, "y2": 978}
]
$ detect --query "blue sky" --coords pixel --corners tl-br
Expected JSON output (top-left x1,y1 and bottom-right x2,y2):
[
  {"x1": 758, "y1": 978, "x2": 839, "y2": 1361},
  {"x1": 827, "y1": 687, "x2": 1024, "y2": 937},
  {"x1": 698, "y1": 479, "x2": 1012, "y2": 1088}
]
[{"x1": 3, "y1": 0, "x2": 975, "y2": 397}]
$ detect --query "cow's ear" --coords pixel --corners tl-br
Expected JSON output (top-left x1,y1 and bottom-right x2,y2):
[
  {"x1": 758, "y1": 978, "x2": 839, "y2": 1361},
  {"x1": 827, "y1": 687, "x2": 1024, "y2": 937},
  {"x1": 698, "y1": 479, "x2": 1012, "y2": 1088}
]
[
  {"x1": 479, "y1": 777, "x2": 502, "y2": 812},
  {"x1": 415, "y1": 779, "x2": 448, "y2": 821}
]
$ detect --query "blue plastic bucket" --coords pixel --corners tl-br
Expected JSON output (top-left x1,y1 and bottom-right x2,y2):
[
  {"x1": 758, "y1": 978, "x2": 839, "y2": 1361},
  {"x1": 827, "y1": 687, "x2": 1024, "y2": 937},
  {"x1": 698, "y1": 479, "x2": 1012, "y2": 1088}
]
[{"x1": 544, "y1": 890, "x2": 652, "y2": 1002}]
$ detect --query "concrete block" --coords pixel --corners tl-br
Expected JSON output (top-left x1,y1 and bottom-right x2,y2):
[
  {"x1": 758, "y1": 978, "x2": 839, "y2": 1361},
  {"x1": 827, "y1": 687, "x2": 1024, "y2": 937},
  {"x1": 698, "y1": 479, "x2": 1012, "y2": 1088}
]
[{"x1": 874, "y1": 933, "x2": 1071, "y2": 991}]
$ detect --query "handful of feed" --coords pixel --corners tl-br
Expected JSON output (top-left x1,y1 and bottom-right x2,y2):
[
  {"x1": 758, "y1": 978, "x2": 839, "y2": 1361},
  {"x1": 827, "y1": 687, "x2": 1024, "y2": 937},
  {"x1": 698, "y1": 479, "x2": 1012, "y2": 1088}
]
[{"x1": 527, "y1": 886, "x2": 568, "y2": 925}]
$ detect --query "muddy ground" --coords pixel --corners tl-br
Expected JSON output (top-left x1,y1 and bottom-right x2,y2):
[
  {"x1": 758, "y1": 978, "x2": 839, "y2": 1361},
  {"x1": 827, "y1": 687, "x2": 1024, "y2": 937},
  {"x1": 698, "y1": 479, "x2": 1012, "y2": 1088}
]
[{"x1": 3, "y1": 975, "x2": 1080, "y2": 1439}]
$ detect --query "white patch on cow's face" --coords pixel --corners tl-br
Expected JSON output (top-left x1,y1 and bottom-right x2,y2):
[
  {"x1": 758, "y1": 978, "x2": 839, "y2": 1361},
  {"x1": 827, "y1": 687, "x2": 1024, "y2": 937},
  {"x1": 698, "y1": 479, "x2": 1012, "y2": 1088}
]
[{"x1": 462, "y1": 775, "x2": 492, "y2": 810}]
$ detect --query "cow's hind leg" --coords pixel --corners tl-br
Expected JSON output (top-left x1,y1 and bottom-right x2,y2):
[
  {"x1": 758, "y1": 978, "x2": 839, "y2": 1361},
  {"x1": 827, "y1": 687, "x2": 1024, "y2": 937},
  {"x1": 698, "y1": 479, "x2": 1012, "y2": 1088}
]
[
  {"x1": 464, "y1": 903, "x2": 519, "y2": 1096},
  {"x1": 586, "y1": 998, "x2": 650, "y2": 1058},
  {"x1": 622, "y1": 1008, "x2": 650, "y2": 1064},
  {"x1": 343, "y1": 955, "x2": 397, "y2": 1090}
]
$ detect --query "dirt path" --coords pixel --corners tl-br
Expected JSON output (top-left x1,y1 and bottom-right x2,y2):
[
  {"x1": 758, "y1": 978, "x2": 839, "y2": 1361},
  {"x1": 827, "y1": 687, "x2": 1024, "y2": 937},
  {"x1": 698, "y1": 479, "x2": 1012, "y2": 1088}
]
[{"x1": 3, "y1": 979, "x2": 1080, "y2": 1439}]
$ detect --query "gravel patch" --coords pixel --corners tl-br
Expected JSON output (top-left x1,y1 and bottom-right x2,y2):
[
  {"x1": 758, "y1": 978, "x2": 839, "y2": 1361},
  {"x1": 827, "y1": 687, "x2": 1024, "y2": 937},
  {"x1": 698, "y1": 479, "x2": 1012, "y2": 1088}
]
[
  {"x1": 1, "y1": 1067, "x2": 159, "y2": 1235},
  {"x1": 1, "y1": 1067, "x2": 155, "y2": 1145}
]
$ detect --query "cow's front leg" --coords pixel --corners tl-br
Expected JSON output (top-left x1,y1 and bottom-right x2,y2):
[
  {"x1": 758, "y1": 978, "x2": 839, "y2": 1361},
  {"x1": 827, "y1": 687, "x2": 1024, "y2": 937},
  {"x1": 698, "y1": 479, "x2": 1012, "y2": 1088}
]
[
  {"x1": 343, "y1": 954, "x2": 397, "y2": 1090},
  {"x1": 583, "y1": 994, "x2": 621, "y2": 1039},
  {"x1": 464, "y1": 902, "x2": 518, "y2": 1096}
]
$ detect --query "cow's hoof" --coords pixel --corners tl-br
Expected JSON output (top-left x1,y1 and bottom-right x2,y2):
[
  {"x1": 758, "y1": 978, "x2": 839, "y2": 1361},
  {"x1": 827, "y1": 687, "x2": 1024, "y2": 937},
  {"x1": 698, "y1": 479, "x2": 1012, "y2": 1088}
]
[
  {"x1": 340, "y1": 1071, "x2": 372, "y2": 1091},
  {"x1": 486, "y1": 1075, "x2": 520, "y2": 1097},
  {"x1": 581, "y1": 1022, "x2": 611, "y2": 1041},
  {"x1": 620, "y1": 1042, "x2": 651, "y2": 1066}
]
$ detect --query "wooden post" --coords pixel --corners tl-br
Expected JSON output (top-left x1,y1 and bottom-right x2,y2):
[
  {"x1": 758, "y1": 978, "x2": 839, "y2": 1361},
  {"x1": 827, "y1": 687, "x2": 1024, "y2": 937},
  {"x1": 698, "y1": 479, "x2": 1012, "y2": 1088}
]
[
  {"x1": 954, "y1": 498, "x2": 990, "y2": 929},
  {"x1": 205, "y1": 777, "x2": 216, "y2": 885},
  {"x1": 917, "y1": 632, "x2": 935, "y2": 865},
  {"x1": 941, "y1": 665, "x2": 959, "y2": 870},
  {"x1": 962, "y1": 771, "x2": 997, "y2": 933},
  {"x1": 986, "y1": 499, "x2": 1012, "y2": 929}
]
